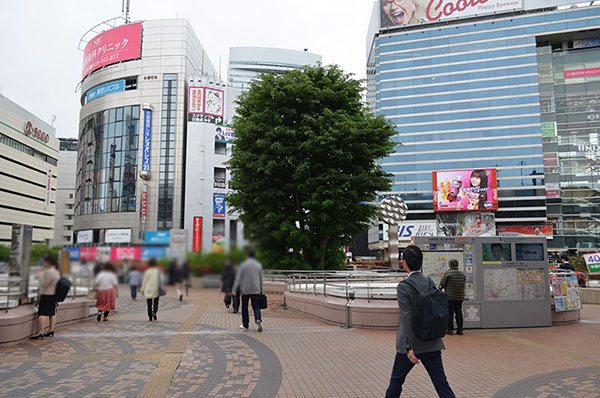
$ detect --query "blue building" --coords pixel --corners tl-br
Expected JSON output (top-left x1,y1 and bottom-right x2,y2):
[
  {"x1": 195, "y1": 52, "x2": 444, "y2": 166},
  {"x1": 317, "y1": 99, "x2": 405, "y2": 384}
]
[{"x1": 367, "y1": 1, "x2": 600, "y2": 253}]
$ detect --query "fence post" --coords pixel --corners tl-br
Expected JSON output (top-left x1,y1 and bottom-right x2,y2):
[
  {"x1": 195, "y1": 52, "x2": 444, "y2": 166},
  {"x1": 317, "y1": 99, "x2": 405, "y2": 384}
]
[{"x1": 324, "y1": 273, "x2": 327, "y2": 297}]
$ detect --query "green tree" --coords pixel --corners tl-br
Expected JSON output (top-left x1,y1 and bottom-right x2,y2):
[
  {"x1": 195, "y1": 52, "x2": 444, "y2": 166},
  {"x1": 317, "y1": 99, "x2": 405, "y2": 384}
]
[
  {"x1": 228, "y1": 65, "x2": 396, "y2": 269},
  {"x1": 0, "y1": 244, "x2": 9, "y2": 262}
]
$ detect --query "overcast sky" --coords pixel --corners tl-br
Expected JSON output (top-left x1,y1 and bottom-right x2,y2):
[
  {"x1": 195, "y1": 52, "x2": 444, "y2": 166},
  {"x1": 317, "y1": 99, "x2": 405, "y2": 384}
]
[{"x1": 0, "y1": 0, "x2": 376, "y2": 139}]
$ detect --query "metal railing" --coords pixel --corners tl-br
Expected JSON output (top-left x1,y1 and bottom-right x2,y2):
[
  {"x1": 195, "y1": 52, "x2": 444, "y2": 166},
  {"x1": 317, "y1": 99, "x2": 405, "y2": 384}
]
[{"x1": 282, "y1": 270, "x2": 407, "y2": 302}]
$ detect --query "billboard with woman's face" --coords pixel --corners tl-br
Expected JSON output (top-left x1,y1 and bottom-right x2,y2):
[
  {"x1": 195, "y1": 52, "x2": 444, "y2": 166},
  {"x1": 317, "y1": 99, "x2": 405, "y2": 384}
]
[
  {"x1": 433, "y1": 169, "x2": 498, "y2": 212},
  {"x1": 379, "y1": 0, "x2": 522, "y2": 28}
]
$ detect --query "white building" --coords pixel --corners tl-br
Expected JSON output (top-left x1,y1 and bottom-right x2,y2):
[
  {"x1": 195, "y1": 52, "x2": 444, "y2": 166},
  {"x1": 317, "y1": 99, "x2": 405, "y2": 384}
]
[
  {"x1": 227, "y1": 47, "x2": 322, "y2": 90},
  {"x1": 50, "y1": 138, "x2": 78, "y2": 247},
  {"x1": 0, "y1": 94, "x2": 59, "y2": 244}
]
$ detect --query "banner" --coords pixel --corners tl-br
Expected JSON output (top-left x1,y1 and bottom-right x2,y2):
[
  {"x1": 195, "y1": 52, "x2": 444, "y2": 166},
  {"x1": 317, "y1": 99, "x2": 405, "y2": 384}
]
[
  {"x1": 141, "y1": 109, "x2": 152, "y2": 172},
  {"x1": 82, "y1": 22, "x2": 142, "y2": 79},
  {"x1": 385, "y1": 221, "x2": 436, "y2": 241},
  {"x1": 380, "y1": 0, "x2": 522, "y2": 29},
  {"x1": 145, "y1": 231, "x2": 171, "y2": 245},
  {"x1": 188, "y1": 86, "x2": 224, "y2": 124},
  {"x1": 433, "y1": 169, "x2": 498, "y2": 212},
  {"x1": 583, "y1": 252, "x2": 600, "y2": 274},
  {"x1": 498, "y1": 225, "x2": 553, "y2": 238},
  {"x1": 64, "y1": 248, "x2": 80, "y2": 261},
  {"x1": 141, "y1": 184, "x2": 147, "y2": 224},
  {"x1": 105, "y1": 229, "x2": 132, "y2": 243},
  {"x1": 215, "y1": 125, "x2": 235, "y2": 144},
  {"x1": 110, "y1": 246, "x2": 141, "y2": 261},
  {"x1": 79, "y1": 247, "x2": 97, "y2": 261},
  {"x1": 193, "y1": 216, "x2": 202, "y2": 252},
  {"x1": 77, "y1": 230, "x2": 93, "y2": 244},
  {"x1": 213, "y1": 193, "x2": 226, "y2": 217},
  {"x1": 85, "y1": 80, "x2": 125, "y2": 103},
  {"x1": 141, "y1": 247, "x2": 167, "y2": 260},
  {"x1": 564, "y1": 67, "x2": 600, "y2": 79},
  {"x1": 437, "y1": 212, "x2": 496, "y2": 237},
  {"x1": 45, "y1": 169, "x2": 53, "y2": 208}
]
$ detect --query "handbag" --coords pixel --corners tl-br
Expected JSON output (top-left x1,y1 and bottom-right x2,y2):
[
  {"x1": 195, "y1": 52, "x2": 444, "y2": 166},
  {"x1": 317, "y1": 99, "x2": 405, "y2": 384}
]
[
  {"x1": 87, "y1": 288, "x2": 98, "y2": 300},
  {"x1": 224, "y1": 291, "x2": 232, "y2": 307},
  {"x1": 259, "y1": 294, "x2": 268, "y2": 310},
  {"x1": 158, "y1": 281, "x2": 166, "y2": 297}
]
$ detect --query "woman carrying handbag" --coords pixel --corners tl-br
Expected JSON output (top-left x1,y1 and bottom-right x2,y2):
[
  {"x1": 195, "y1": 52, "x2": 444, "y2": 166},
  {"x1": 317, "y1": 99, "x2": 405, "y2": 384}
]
[{"x1": 141, "y1": 258, "x2": 164, "y2": 321}]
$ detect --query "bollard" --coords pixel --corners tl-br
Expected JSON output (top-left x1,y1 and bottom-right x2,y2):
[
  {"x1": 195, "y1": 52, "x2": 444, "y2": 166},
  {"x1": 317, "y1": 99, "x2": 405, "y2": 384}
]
[{"x1": 345, "y1": 291, "x2": 355, "y2": 328}]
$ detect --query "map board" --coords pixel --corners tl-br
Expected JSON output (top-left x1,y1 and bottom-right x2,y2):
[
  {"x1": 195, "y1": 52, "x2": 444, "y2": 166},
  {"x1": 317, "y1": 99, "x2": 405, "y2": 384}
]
[{"x1": 422, "y1": 251, "x2": 463, "y2": 286}]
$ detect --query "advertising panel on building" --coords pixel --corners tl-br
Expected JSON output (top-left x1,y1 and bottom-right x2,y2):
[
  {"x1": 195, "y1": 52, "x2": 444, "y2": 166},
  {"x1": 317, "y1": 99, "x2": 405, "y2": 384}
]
[
  {"x1": 193, "y1": 216, "x2": 202, "y2": 252},
  {"x1": 498, "y1": 226, "x2": 553, "y2": 238},
  {"x1": 45, "y1": 169, "x2": 53, "y2": 208},
  {"x1": 141, "y1": 247, "x2": 167, "y2": 260},
  {"x1": 386, "y1": 221, "x2": 436, "y2": 241},
  {"x1": 105, "y1": 228, "x2": 132, "y2": 243},
  {"x1": 144, "y1": 231, "x2": 171, "y2": 245},
  {"x1": 433, "y1": 169, "x2": 498, "y2": 212},
  {"x1": 79, "y1": 247, "x2": 97, "y2": 260},
  {"x1": 77, "y1": 230, "x2": 93, "y2": 243},
  {"x1": 82, "y1": 22, "x2": 142, "y2": 79},
  {"x1": 379, "y1": 0, "x2": 522, "y2": 28},
  {"x1": 141, "y1": 108, "x2": 152, "y2": 173},
  {"x1": 110, "y1": 246, "x2": 141, "y2": 261},
  {"x1": 213, "y1": 193, "x2": 226, "y2": 217},
  {"x1": 85, "y1": 80, "x2": 125, "y2": 103},
  {"x1": 437, "y1": 212, "x2": 496, "y2": 237},
  {"x1": 188, "y1": 86, "x2": 224, "y2": 124},
  {"x1": 215, "y1": 125, "x2": 235, "y2": 144}
]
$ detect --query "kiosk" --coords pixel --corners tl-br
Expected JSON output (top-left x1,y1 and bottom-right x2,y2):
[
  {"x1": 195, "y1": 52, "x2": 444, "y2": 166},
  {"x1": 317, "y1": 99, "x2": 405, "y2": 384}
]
[{"x1": 413, "y1": 236, "x2": 552, "y2": 329}]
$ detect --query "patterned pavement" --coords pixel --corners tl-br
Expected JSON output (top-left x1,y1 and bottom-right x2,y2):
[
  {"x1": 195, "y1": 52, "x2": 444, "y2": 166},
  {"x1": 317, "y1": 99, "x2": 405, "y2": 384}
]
[{"x1": 0, "y1": 286, "x2": 599, "y2": 397}]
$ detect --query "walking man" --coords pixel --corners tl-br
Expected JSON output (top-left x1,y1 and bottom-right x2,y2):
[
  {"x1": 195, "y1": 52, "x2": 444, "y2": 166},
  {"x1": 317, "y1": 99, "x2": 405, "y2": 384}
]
[
  {"x1": 386, "y1": 245, "x2": 455, "y2": 398},
  {"x1": 440, "y1": 259, "x2": 466, "y2": 335},
  {"x1": 232, "y1": 248, "x2": 264, "y2": 332}
]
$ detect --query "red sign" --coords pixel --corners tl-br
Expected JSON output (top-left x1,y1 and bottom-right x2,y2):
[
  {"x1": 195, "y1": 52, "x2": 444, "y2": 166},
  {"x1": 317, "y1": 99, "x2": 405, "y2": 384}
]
[
  {"x1": 79, "y1": 247, "x2": 98, "y2": 261},
  {"x1": 141, "y1": 184, "x2": 147, "y2": 224},
  {"x1": 433, "y1": 169, "x2": 498, "y2": 212},
  {"x1": 82, "y1": 22, "x2": 142, "y2": 79},
  {"x1": 193, "y1": 216, "x2": 202, "y2": 252},
  {"x1": 498, "y1": 225, "x2": 553, "y2": 237},
  {"x1": 543, "y1": 153, "x2": 558, "y2": 167},
  {"x1": 564, "y1": 68, "x2": 600, "y2": 79},
  {"x1": 23, "y1": 121, "x2": 50, "y2": 143},
  {"x1": 110, "y1": 246, "x2": 141, "y2": 261},
  {"x1": 545, "y1": 190, "x2": 560, "y2": 198}
]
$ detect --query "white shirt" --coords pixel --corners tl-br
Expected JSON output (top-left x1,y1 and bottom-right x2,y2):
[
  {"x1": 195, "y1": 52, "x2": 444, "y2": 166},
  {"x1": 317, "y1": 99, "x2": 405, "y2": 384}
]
[
  {"x1": 408, "y1": 270, "x2": 421, "y2": 277},
  {"x1": 95, "y1": 271, "x2": 118, "y2": 290}
]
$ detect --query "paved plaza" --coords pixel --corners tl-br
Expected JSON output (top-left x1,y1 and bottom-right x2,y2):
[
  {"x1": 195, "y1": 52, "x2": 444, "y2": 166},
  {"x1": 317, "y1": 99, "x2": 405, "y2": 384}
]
[{"x1": 1, "y1": 286, "x2": 599, "y2": 397}]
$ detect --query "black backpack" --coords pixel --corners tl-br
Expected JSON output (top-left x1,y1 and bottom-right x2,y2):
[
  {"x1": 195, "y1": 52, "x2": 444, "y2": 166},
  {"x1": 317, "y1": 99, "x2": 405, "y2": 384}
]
[
  {"x1": 55, "y1": 277, "x2": 72, "y2": 303},
  {"x1": 403, "y1": 277, "x2": 448, "y2": 341}
]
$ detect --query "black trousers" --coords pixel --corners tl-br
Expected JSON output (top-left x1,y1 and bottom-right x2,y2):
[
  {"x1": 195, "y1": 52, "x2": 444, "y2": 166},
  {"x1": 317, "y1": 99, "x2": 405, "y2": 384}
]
[
  {"x1": 146, "y1": 297, "x2": 159, "y2": 318},
  {"x1": 386, "y1": 351, "x2": 455, "y2": 398},
  {"x1": 241, "y1": 294, "x2": 261, "y2": 328},
  {"x1": 447, "y1": 300, "x2": 463, "y2": 332},
  {"x1": 232, "y1": 289, "x2": 240, "y2": 312}
]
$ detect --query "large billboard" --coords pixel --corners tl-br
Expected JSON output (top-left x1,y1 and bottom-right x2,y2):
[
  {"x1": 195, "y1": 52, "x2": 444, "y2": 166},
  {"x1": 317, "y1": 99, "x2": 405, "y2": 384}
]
[
  {"x1": 188, "y1": 87, "x2": 225, "y2": 124},
  {"x1": 433, "y1": 169, "x2": 498, "y2": 212},
  {"x1": 82, "y1": 22, "x2": 142, "y2": 79},
  {"x1": 498, "y1": 225, "x2": 553, "y2": 238},
  {"x1": 436, "y1": 212, "x2": 496, "y2": 237},
  {"x1": 380, "y1": 0, "x2": 522, "y2": 28}
]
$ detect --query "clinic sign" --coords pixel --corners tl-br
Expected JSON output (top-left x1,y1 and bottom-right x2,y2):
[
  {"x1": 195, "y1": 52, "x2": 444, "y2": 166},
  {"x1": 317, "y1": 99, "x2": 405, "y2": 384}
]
[
  {"x1": 141, "y1": 108, "x2": 152, "y2": 172},
  {"x1": 583, "y1": 252, "x2": 600, "y2": 274},
  {"x1": 85, "y1": 80, "x2": 125, "y2": 103},
  {"x1": 380, "y1": 0, "x2": 522, "y2": 28}
]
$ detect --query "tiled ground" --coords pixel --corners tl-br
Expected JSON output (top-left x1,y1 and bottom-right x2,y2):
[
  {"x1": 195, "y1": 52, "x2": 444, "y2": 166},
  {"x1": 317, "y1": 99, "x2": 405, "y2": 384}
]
[{"x1": 0, "y1": 285, "x2": 599, "y2": 397}]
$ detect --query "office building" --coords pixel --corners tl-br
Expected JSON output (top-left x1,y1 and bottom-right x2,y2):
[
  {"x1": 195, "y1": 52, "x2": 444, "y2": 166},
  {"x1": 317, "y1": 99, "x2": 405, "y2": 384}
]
[
  {"x1": 228, "y1": 47, "x2": 322, "y2": 90},
  {"x1": 50, "y1": 138, "x2": 78, "y2": 247},
  {"x1": 367, "y1": 0, "x2": 600, "y2": 253},
  {"x1": 0, "y1": 94, "x2": 59, "y2": 244}
]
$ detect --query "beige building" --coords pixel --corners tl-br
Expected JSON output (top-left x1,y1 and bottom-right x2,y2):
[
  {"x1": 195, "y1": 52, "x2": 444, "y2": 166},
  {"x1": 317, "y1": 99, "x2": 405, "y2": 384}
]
[
  {"x1": 49, "y1": 138, "x2": 77, "y2": 247},
  {"x1": 0, "y1": 94, "x2": 59, "y2": 244}
]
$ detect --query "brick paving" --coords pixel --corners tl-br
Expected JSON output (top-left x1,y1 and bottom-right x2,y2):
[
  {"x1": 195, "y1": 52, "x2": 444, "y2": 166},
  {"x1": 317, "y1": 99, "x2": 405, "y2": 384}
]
[{"x1": 0, "y1": 285, "x2": 599, "y2": 397}]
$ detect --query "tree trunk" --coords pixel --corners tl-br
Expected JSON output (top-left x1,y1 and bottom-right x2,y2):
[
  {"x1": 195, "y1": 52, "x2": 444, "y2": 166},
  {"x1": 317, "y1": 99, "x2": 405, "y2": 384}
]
[{"x1": 319, "y1": 236, "x2": 329, "y2": 270}]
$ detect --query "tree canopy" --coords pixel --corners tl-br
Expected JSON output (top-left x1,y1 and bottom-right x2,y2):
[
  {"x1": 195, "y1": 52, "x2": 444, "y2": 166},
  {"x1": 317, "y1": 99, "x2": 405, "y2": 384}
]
[{"x1": 227, "y1": 65, "x2": 396, "y2": 269}]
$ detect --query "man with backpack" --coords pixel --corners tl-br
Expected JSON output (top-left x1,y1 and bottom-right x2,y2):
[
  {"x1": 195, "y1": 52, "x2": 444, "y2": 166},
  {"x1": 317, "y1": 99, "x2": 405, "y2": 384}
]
[{"x1": 386, "y1": 245, "x2": 455, "y2": 398}]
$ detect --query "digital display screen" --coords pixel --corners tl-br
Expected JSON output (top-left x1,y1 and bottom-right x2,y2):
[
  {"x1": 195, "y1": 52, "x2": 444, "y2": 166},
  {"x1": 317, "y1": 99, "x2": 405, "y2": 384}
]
[
  {"x1": 515, "y1": 243, "x2": 545, "y2": 261},
  {"x1": 482, "y1": 243, "x2": 512, "y2": 263},
  {"x1": 433, "y1": 169, "x2": 498, "y2": 212}
]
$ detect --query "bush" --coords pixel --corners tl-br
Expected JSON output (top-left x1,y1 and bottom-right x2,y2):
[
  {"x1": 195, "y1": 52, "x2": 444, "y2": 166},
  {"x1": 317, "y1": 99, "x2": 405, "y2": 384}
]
[{"x1": 0, "y1": 245, "x2": 9, "y2": 262}]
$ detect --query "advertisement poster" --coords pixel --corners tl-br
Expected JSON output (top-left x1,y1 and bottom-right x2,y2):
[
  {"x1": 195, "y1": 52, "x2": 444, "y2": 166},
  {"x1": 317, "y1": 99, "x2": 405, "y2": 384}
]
[
  {"x1": 141, "y1": 247, "x2": 167, "y2": 260},
  {"x1": 583, "y1": 252, "x2": 600, "y2": 274},
  {"x1": 498, "y1": 225, "x2": 553, "y2": 238},
  {"x1": 213, "y1": 193, "x2": 226, "y2": 217},
  {"x1": 79, "y1": 247, "x2": 97, "y2": 261},
  {"x1": 82, "y1": 22, "x2": 142, "y2": 78},
  {"x1": 104, "y1": 229, "x2": 131, "y2": 244},
  {"x1": 110, "y1": 246, "x2": 141, "y2": 261},
  {"x1": 212, "y1": 234, "x2": 225, "y2": 253},
  {"x1": 85, "y1": 80, "x2": 125, "y2": 103},
  {"x1": 145, "y1": 231, "x2": 171, "y2": 245},
  {"x1": 379, "y1": 0, "x2": 522, "y2": 29},
  {"x1": 433, "y1": 169, "x2": 498, "y2": 212},
  {"x1": 564, "y1": 67, "x2": 600, "y2": 79},
  {"x1": 141, "y1": 109, "x2": 152, "y2": 173},
  {"x1": 77, "y1": 230, "x2": 93, "y2": 244},
  {"x1": 215, "y1": 125, "x2": 235, "y2": 144},
  {"x1": 188, "y1": 87, "x2": 224, "y2": 124},
  {"x1": 193, "y1": 216, "x2": 202, "y2": 253},
  {"x1": 551, "y1": 275, "x2": 581, "y2": 311},
  {"x1": 437, "y1": 212, "x2": 495, "y2": 237}
]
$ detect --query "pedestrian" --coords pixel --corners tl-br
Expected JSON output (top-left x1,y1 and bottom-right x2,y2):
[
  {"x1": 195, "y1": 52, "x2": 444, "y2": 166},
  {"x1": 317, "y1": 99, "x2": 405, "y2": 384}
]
[
  {"x1": 95, "y1": 262, "x2": 118, "y2": 322},
  {"x1": 174, "y1": 260, "x2": 187, "y2": 301},
  {"x1": 559, "y1": 254, "x2": 575, "y2": 271},
  {"x1": 440, "y1": 258, "x2": 466, "y2": 336},
  {"x1": 128, "y1": 265, "x2": 142, "y2": 301},
  {"x1": 232, "y1": 248, "x2": 264, "y2": 332},
  {"x1": 30, "y1": 255, "x2": 61, "y2": 339},
  {"x1": 221, "y1": 260, "x2": 240, "y2": 313},
  {"x1": 386, "y1": 245, "x2": 455, "y2": 398},
  {"x1": 141, "y1": 258, "x2": 162, "y2": 322}
]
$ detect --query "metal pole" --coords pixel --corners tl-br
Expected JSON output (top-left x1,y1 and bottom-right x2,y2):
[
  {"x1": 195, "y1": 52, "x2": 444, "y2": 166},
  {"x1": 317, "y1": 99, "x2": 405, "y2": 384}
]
[{"x1": 323, "y1": 273, "x2": 327, "y2": 297}]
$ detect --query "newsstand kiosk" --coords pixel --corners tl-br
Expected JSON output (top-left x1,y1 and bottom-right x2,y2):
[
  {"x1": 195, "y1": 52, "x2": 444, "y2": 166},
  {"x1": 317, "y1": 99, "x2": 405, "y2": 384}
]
[{"x1": 412, "y1": 236, "x2": 552, "y2": 329}]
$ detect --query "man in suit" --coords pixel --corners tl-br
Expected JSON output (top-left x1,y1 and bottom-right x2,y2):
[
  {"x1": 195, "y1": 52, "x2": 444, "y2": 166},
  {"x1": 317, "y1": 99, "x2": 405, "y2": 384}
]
[{"x1": 386, "y1": 245, "x2": 455, "y2": 398}]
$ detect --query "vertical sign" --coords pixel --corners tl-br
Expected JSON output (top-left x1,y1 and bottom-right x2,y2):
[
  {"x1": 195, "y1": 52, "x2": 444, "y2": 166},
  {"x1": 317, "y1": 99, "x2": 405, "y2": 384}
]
[
  {"x1": 141, "y1": 184, "x2": 147, "y2": 224},
  {"x1": 45, "y1": 169, "x2": 52, "y2": 208},
  {"x1": 142, "y1": 108, "x2": 152, "y2": 172},
  {"x1": 213, "y1": 193, "x2": 226, "y2": 217},
  {"x1": 193, "y1": 216, "x2": 202, "y2": 252}
]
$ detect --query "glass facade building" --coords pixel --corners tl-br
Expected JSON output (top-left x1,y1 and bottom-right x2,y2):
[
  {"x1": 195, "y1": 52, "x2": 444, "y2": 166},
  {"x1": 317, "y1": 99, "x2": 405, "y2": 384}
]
[{"x1": 368, "y1": 3, "x2": 600, "y2": 252}]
